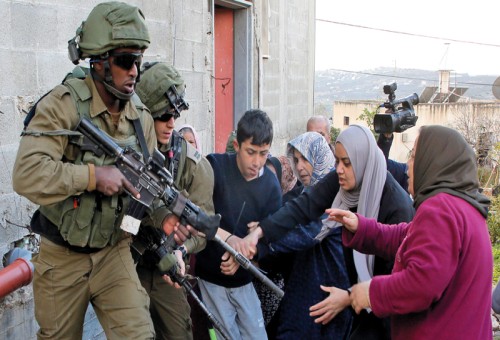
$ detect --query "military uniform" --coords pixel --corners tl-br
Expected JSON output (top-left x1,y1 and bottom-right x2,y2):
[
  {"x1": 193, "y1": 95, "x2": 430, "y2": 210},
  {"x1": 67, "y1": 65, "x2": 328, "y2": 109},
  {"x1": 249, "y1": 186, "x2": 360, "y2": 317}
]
[
  {"x1": 12, "y1": 2, "x2": 159, "y2": 338},
  {"x1": 137, "y1": 130, "x2": 214, "y2": 340},
  {"x1": 13, "y1": 76, "x2": 158, "y2": 339}
]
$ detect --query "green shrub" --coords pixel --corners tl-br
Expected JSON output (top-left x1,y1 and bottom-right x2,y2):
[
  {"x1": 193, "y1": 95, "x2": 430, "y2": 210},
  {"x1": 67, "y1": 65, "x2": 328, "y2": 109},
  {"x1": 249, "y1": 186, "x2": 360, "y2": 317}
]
[
  {"x1": 490, "y1": 195, "x2": 500, "y2": 284},
  {"x1": 493, "y1": 244, "x2": 500, "y2": 284},
  {"x1": 489, "y1": 195, "x2": 500, "y2": 244},
  {"x1": 478, "y1": 167, "x2": 494, "y2": 187},
  {"x1": 330, "y1": 127, "x2": 340, "y2": 143}
]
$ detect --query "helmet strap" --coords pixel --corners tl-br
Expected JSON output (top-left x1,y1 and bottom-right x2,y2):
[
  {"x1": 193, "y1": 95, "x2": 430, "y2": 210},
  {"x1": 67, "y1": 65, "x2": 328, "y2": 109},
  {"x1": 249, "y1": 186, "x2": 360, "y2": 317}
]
[{"x1": 90, "y1": 58, "x2": 134, "y2": 101}]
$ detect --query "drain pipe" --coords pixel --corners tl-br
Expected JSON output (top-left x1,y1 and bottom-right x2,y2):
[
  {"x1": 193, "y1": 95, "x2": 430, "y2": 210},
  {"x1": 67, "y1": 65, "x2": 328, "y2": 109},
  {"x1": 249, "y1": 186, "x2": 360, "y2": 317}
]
[{"x1": 0, "y1": 248, "x2": 34, "y2": 299}]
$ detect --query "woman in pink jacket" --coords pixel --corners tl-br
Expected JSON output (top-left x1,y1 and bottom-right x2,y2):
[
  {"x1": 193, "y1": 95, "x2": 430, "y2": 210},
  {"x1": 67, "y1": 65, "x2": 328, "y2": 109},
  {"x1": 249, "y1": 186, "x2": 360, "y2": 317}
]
[{"x1": 327, "y1": 125, "x2": 492, "y2": 340}]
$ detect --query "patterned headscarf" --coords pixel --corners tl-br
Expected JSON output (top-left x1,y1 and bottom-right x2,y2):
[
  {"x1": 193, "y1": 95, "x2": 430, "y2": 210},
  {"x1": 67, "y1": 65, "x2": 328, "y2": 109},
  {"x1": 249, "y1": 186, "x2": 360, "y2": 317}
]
[
  {"x1": 413, "y1": 125, "x2": 489, "y2": 217},
  {"x1": 287, "y1": 131, "x2": 335, "y2": 187},
  {"x1": 316, "y1": 125, "x2": 387, "y2": 283},
  {"x1": 278, "y1": 155, "x2": 298, "y2": 194}
]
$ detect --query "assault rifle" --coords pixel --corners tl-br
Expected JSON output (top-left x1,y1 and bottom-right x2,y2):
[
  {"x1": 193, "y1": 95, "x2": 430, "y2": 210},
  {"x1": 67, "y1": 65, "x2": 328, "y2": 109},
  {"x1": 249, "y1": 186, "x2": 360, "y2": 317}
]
[
  {"x1": 76, "y1": 117, "x2": 284, "y2": 298},
  {"x1": 76, "y1": 117, "x2": 220, "y2": 240}
]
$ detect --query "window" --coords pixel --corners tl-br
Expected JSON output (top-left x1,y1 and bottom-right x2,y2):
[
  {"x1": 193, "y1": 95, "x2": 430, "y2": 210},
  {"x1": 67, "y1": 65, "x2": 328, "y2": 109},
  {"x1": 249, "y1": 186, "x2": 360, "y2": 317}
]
[{"x1": 343, "y1": 116, "x2": 350, "y2": 126}]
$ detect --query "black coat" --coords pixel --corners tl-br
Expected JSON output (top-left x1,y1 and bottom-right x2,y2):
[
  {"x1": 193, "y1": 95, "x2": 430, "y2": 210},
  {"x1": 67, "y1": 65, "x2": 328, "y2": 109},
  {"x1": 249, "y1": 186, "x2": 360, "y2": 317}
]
[
  {"x1": 260, "y1": 170, "x2": 414, "y2": 243},
  {"x1": 259, "y1": 170, "x2": 414, "y2": 340}
]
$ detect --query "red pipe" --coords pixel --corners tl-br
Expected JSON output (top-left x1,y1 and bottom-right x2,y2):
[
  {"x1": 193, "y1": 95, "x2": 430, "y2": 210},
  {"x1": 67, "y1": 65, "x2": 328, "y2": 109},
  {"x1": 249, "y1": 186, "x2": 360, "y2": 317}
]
[{"x1": 0, "y1": 258, "x2": 34, "y2": 299}]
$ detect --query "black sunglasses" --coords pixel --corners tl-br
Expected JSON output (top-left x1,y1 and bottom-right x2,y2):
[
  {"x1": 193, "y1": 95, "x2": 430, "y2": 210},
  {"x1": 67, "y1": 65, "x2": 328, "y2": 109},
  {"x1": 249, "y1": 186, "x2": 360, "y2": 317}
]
[
  {"x1": 110, "y1": 52, "x2": 143, "y2": 70},
  {"x1": 156, "y1": 112, "x2": 179, "y2": 122}
]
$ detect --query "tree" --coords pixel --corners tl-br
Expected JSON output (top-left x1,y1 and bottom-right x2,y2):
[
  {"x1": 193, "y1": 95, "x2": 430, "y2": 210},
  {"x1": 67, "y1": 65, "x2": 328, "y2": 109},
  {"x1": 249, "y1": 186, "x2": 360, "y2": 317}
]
[
  {"x1": 450, "y1": 103, "x2": 500, "y2": 190},
  {"x1": 357, "y1": 107, "x2": 378, "y2": 138},
  {"x1": 330, "y1": 126, "x2": 340, "y2": 143},
  {"x1": 450, "y1": 103, "x2": 500, "y2": 168}
]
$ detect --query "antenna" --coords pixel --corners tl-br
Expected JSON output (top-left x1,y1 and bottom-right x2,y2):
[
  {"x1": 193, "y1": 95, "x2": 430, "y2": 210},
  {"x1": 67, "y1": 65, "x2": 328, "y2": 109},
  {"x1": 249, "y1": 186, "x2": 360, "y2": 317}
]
[
  {"x1": 493, "y1": 76, "x2": 500, "y2": 100},
  {"x1": 438, "y1": 43, "x2": 450, "y2": 70}
]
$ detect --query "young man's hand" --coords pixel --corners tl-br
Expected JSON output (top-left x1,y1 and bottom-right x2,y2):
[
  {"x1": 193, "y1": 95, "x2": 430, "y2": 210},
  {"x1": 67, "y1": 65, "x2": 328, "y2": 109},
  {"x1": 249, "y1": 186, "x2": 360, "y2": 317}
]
[
  {"x1": 245, "y1": 225, "x2": 263, "y2": 250},
  {"x1": 220, "y1": 251, "x2": 240, "y2": 276}
]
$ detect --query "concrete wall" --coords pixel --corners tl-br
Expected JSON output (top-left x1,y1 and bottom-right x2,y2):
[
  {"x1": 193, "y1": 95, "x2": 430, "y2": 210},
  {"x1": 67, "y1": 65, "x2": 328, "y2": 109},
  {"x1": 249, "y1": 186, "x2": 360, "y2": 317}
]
[
  {"x1": 256, "y1": 0, "x2": 316, "y2": 156},
  {"x1": 0, "y1": 0, "x2": 316, "y2": 337},
  {"x1": 0, "y1": 0, "x2": 213, "y2": 337},
  {"x1": 332, "y1": 100, "x2": 500, "y2": 163}
]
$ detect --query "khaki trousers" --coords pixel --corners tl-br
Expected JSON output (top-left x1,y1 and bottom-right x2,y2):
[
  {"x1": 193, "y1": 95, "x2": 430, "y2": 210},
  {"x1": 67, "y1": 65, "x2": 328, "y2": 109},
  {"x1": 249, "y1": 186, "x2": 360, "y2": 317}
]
[
  {"x1": 136, "y1": 264, "x2": 193, "y2": 340},
  {"x1": 33, "y1": 237, "x2": 155, "y2": 340}
]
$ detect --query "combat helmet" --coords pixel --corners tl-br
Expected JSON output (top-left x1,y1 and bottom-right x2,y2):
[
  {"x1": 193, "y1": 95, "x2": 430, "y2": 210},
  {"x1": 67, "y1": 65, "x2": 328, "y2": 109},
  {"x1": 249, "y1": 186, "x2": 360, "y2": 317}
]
[
  {"x1": 67, "y1": 2, "x2": 150, "y2": 100},
  {"x1": 136, "y1": 62, "x2": 189, "y2": 119}
]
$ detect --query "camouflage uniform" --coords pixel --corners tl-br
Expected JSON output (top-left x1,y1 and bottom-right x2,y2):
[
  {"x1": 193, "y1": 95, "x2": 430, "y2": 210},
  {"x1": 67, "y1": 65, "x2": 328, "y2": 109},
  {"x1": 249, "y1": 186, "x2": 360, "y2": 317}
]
[
  {"x1": 12, "y1": 3, "x2": 158, "y2": 339},
  {"x1": 135, "y1": 62, "x2": 215, "y2": 340}
]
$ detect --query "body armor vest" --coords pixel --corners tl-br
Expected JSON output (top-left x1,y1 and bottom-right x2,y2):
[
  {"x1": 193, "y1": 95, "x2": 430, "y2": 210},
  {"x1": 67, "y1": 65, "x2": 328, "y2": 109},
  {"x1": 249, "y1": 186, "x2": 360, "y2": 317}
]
[{"x1": 38, "y1": 78, "x2": 148, "y2": 248}]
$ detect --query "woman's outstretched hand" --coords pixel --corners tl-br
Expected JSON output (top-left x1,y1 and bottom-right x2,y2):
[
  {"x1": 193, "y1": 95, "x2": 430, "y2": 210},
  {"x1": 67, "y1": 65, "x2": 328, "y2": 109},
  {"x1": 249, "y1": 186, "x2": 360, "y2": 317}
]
[{"x1": 325, "y1": 208, "x2": 359, "y2": 233}]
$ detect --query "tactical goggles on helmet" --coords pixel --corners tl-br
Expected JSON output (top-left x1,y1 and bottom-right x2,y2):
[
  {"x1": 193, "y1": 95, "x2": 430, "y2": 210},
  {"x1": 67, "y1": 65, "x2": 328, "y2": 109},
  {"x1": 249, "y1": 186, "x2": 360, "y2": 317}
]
[
  {"x1": 155, "y1": 86, "x2": 189, "y2": 122},
  {"x1": 110, "y1": 52, "x2": 143, "y2": 70},
  {"x1": 166, "y1": 85, "x2": 189, "y2": 116}
]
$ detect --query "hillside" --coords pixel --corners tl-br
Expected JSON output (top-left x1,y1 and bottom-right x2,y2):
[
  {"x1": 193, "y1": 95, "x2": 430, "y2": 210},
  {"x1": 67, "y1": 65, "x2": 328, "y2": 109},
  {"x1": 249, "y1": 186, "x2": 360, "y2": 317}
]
[{"x1": 315, "y1": 67, "x2": 497, "y2": 111}]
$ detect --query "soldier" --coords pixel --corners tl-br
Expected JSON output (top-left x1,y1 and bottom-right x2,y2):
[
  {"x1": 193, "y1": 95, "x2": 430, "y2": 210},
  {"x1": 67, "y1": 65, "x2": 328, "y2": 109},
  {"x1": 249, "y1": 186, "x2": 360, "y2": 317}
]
[
  {"x1": 12, "y1": 2, "x2": 173, "y2": 338},
  {"x1": 135, "y1": 62, "x2": 215, "y2": 340}
]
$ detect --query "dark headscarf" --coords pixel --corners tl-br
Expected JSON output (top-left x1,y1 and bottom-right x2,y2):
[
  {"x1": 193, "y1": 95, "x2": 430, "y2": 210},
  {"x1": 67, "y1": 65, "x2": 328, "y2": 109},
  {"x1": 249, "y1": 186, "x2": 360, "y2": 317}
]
[{"x1": 413, "y1": 125, "x2": 490, "y2": 218}]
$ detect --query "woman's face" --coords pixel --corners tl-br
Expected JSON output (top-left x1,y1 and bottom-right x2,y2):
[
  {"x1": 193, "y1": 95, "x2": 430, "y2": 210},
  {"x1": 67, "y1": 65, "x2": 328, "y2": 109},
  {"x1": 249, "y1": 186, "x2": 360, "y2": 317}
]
[
  {"x1": 293, "y1": 148, "x2": 313, "y2": 186},
  {"x1": 407, "y1": 136, "x2": 418, "y2": 197},
  {"x1": 180, "y1": 130, "x2": 197, "y2": 149},
  {"x1": 334, "y1": 142, "x2": 355, "y2": 191}
]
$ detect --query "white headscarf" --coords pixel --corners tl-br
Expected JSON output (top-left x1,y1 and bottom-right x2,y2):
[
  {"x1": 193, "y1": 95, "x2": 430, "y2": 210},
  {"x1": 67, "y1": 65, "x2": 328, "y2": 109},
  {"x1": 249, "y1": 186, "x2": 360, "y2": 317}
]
[
  {"x1": 316, "y1": 125, "x2": 387, "y2": 283},
  {"x1": 177, "y1": 124, "x2": 202, "y2": 153}
]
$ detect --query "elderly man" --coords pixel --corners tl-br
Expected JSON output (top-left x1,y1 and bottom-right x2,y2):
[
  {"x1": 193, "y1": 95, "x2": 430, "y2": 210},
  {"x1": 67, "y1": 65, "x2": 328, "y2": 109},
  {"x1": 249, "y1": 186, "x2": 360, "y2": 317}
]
[{"x1": 306, "y1": 115, "x2": 334, "y2": 153}]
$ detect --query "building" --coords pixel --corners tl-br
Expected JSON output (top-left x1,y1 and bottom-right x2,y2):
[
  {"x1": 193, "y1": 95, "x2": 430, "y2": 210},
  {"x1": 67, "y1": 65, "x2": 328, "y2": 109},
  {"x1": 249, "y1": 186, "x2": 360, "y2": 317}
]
[
  {"x1": 0, "y1": 0, "x2": 316, "y2": 337},
  {"x1": 332, "y1": 69, "x2": 500, "y2": 164},
  {"x1": 333, "y1": 100, "x2": 500, "y2": 163}
]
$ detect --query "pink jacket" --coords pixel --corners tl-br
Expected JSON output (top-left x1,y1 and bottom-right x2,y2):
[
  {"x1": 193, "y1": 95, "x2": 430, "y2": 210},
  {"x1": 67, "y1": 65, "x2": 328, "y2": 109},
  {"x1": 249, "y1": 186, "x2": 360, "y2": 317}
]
[{"x1": 344, "y1": 193, "x2": 493, "y2": 340}]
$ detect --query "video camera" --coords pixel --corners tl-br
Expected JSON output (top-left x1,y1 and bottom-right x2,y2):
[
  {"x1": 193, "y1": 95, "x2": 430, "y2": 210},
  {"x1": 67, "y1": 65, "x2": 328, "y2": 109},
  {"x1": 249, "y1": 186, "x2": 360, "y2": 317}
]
[{"x1": 373, "y1": 83, "x2": 419, "y2": 134}]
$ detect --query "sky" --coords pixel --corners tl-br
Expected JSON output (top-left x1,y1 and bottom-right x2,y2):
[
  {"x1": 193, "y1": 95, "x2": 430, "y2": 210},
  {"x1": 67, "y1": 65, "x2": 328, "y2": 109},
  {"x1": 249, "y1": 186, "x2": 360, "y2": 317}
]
[{"x1": 315, "y1": 0, "x2": 500, "y2": 76}]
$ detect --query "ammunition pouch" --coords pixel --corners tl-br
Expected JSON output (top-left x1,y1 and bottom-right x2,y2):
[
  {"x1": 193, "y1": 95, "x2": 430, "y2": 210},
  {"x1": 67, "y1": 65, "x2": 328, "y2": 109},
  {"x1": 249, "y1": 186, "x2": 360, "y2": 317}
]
[{"x1": 39, "y1": 192, "x2": 129, "y2": 248}]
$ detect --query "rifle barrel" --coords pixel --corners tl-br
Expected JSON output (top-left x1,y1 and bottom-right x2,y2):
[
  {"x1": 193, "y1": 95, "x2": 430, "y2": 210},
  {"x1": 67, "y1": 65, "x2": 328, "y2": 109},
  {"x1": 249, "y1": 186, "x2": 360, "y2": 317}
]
[{"x1": 213, "y1": 234, "x2": 284, "y2": 298}]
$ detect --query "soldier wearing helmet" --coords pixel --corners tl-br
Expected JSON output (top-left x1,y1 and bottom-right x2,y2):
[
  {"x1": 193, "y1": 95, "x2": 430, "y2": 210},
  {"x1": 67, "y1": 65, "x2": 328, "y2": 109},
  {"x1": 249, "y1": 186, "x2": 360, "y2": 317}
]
[
  {"x1": 134, "y1": 62, "x2": 215, "y2": 340},
  {"x1": 12, "y1": 2, "x2": 169, "y2": 338},
  {"x1": 68, "y1": 1, "x2": 150, "y2": 101}
]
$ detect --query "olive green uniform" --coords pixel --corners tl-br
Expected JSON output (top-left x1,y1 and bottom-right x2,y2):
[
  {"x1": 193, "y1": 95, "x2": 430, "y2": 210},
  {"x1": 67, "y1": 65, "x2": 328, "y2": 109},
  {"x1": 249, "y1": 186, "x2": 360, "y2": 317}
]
[
  {"x1": 13, "y1": 77, "x2": 158, "y2": 339},
  {"x1": 137, "y1": 130, "x2": 214, "y2": 340}
]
